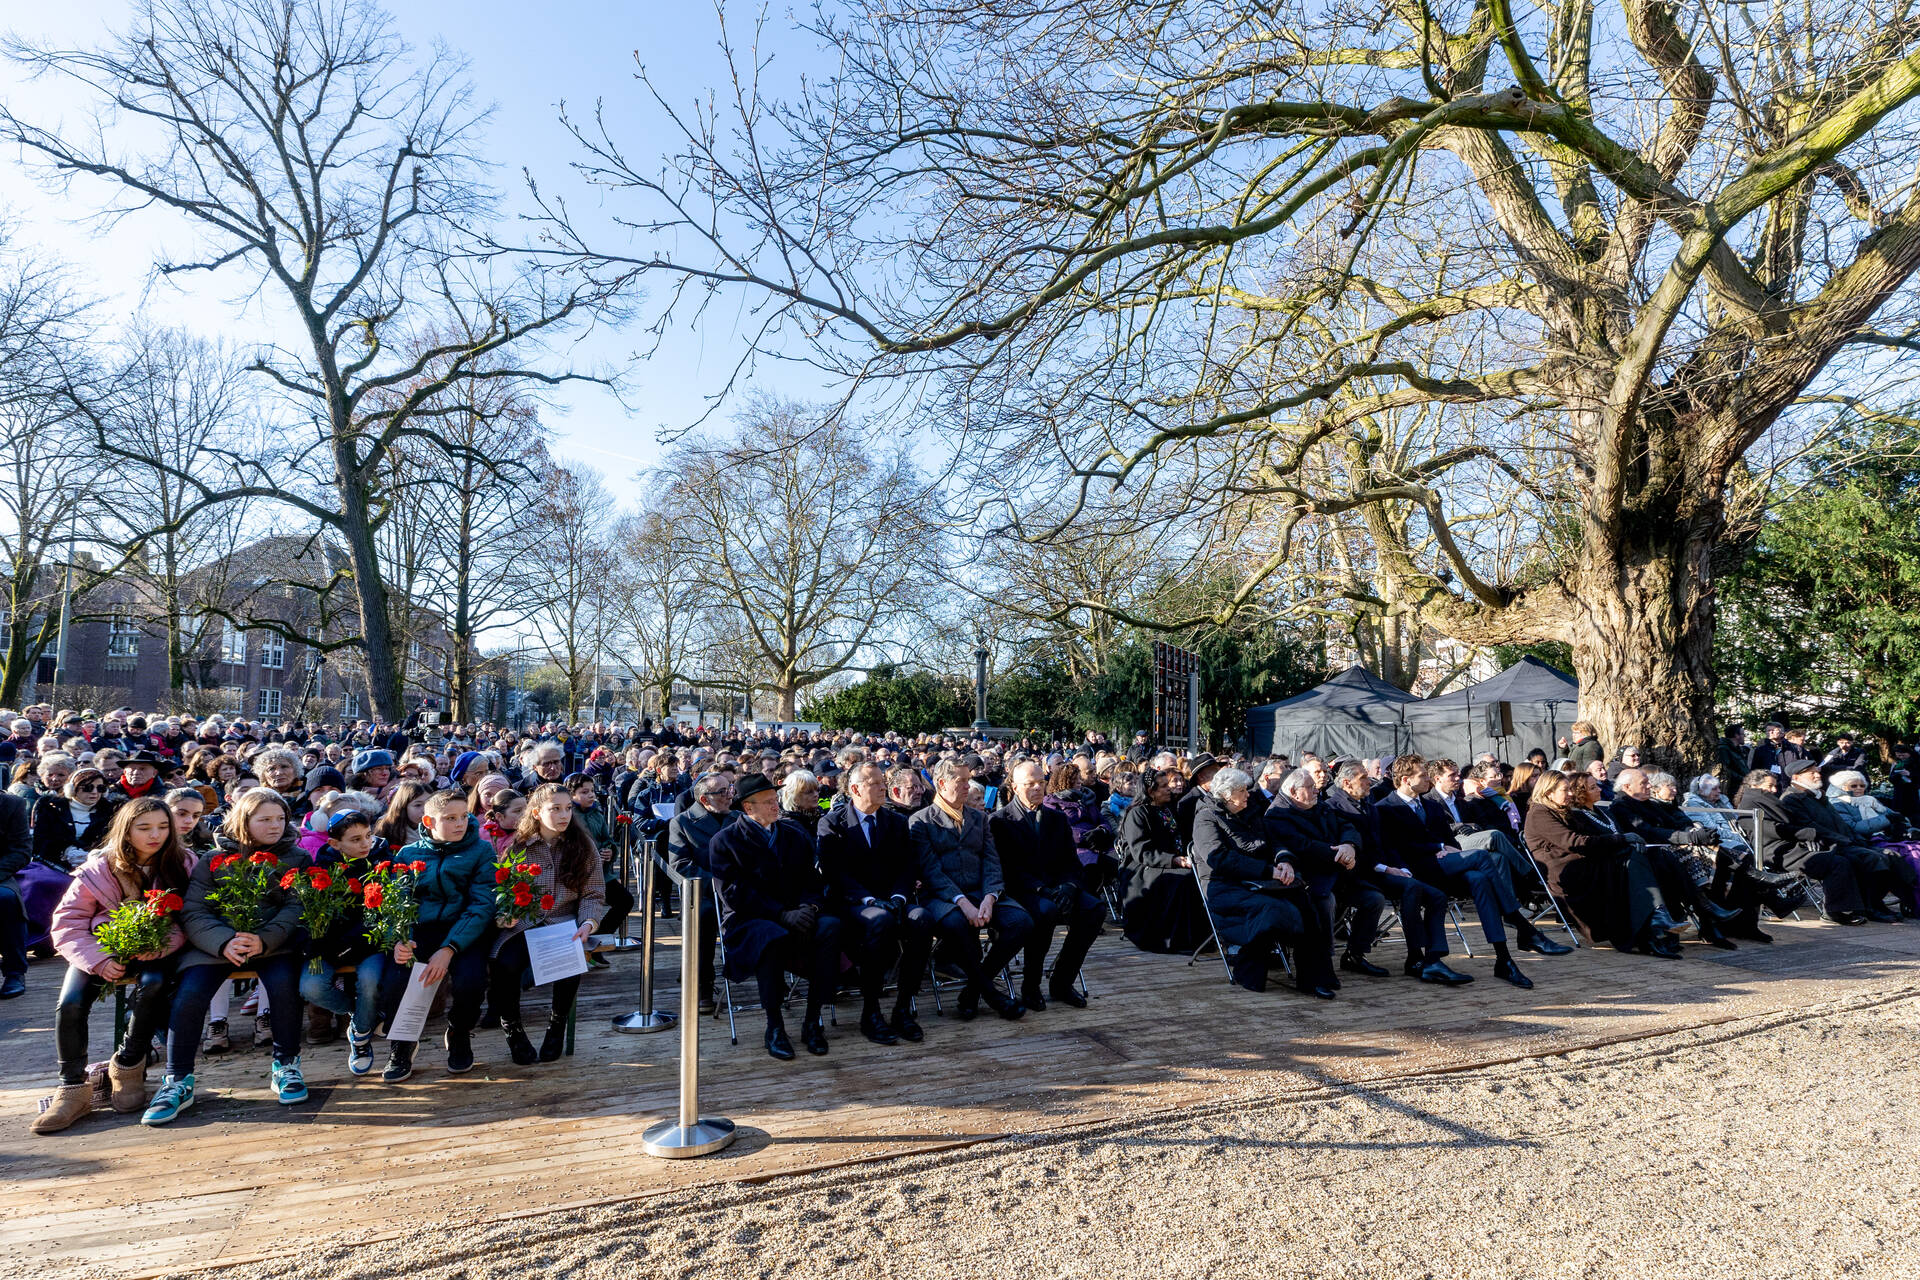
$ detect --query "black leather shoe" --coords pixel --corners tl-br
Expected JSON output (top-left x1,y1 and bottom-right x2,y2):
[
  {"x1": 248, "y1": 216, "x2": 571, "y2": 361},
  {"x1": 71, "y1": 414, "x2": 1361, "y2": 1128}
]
[
  {"x1": 1648, "y1": 907, "x2": 1681, "y2": 934},
  {"x1": 1419, "y1": 960, "x2": 1473, "y2": 986},
  {"x1": 955, "y1": 987, "x2": 980, "y2": 1021},
  {"x1": 0, "y1": 975, "x2": 24, "y2": 1000},
  {"x1": 538, "y1": 1020, "x2": 567, "y2": 1062},
  {"x1": 1824, "y1": 911, "x2": 1867, "y2": 926},
  {"x1": 1731, "y1": 925, "x2": 1773, "y2": 943},
  {"x1": 1517, "y1": 932, "x2": 1573, "y2": 956},
  {"x1": 765, "y1": 1024, "x2": 795, "y2": 1060},
  {"x1": 502, "y1": 1020, "x2": 537, "y2": 1066},
  {"x1": 1048, "y1": 982, "x2": 1089, "y2": 1009},
  {"x1": 1020, "y1": 985, "x2": 1046, "y2": 1012},
  {"x1": 1865, "y1": 907, "x2": 1901, "y2": 923},
  {"x1": 1296, "y1": 983, "x2": 1338, "y2": 1000},
  {"x1": 800, "y1": 1019, "x2": 830, "y2": 1056},
  {"x1": 980, "y1": 987, "x2": 1025, "y2": 1020},
  {"x1": 1403, "y1": 955, "x2": 1426, "y2": 978},
  {"x1": 444, "y1": 1028, "x2": 475, "y2": 1074},
  {"x1": 1492, "y1": 959, "x2": 1533, "y2": 989},
  {"x1": 1644, "y1": 932, "x2": 1684, "y2": 958},
  {"x1": 860, "y1": 1010, "x2": 900, "y2": 1046},
  {"x1": 1340, "y1": 952, "x2": 1390, "y2": 978},
  {"x1": 890, "y1": 1008, "x2": 924, "y2": 1042},
  {"x1": 1695, "y1": 896, "x2": 1742, "y2": 924}
]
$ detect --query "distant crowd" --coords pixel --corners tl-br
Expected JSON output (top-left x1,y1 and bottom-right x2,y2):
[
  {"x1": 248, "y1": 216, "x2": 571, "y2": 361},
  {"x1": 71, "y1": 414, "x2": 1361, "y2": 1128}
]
[{"x1": 5, "y1": 702, "x2": 1915, "y2": 1136}]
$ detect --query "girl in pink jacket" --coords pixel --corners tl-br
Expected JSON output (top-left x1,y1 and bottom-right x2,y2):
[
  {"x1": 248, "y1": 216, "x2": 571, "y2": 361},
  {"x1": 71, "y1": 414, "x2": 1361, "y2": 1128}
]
[{"x1": 34, "y1": 797, "x2": 195, "y2": 1134}]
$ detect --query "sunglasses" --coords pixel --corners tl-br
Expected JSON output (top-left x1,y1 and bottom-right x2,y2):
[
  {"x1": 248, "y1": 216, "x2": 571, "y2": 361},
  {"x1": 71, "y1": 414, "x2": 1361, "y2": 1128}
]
[{"x1": 75, "y1": 783, "x2": 105, "y2": 793}]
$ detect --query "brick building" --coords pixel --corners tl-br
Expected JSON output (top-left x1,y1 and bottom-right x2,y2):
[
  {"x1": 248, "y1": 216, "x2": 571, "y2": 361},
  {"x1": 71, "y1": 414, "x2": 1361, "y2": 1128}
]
[{"x1": 32, "y1": 535, "x2": 463, "y2": 720}]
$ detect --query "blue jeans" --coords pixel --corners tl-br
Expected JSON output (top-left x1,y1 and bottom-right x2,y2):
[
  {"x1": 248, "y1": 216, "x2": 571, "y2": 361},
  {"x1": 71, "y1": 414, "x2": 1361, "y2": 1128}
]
[{"x1": 299, "y1": 953, "x2": 384, "y2": 1035}]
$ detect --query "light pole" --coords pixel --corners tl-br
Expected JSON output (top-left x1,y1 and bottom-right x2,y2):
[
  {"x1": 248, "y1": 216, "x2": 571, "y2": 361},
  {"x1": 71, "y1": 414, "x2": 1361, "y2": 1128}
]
[{"x1": 972, "y1": 636, "x2": 990, "y2": 734}]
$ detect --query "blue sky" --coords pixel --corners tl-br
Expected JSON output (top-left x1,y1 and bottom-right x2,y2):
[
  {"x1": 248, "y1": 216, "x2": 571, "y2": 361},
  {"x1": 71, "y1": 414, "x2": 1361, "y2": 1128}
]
[{"x1": 0, "y1": 0, "x2": 836, "y2": 479}]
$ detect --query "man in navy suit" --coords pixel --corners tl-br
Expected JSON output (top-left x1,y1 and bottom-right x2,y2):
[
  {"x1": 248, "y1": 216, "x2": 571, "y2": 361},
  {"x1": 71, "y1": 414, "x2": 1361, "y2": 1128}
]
[
  {"x1": 988, "y1": 761, "x2": 1102, "y2": 1012},
  {"x1": 818, "y1": 762, "x2": 932, "y2": 1045}
]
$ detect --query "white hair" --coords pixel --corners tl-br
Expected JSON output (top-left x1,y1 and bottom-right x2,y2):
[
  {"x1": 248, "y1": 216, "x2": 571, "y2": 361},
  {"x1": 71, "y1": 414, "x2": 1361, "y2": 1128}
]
[
  {"x1": 1279, "y1": 767, "x2": 1319, "y2": 797},
  {"x1": 1829, "y1": 769, "x2": 1869, "y2": 792},
  {"x1": 1207, "y1": 767, "x2": 1254, "y2": 800},
  {"x1": 779, "y1": 769, "x2": 818, "y2": 809}
]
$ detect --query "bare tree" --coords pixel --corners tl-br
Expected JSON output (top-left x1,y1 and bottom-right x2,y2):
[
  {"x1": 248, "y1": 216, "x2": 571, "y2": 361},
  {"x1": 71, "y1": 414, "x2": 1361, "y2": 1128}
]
[
  {"x1": 2, "y1": 0, "x2": 616, "y2": 721},
  {"x1": 654, "y1": 399, "x2": 937, "y2": 720},
  {"x1": 603, "y1": 507, "x2": 706, "y2": 723},
  {"x1": 514, "y1": 463, "x2": 618, "y2": 722},
  {"x1": 545, "y1": 0, "x2": 1920, "y2": 764},
  {"x1": 96, "y1": 323, "x2": 260, "y2": 693}
]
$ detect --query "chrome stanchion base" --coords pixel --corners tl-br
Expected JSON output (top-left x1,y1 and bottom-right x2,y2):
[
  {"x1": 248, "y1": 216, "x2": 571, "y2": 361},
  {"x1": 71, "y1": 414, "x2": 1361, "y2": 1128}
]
[
  {"x1": 641, "y1": 1115, "x2": 736, "y2": 1158},
  {"x1": 610, "y1": 1009, "x2": 677, "y2": 1033}
]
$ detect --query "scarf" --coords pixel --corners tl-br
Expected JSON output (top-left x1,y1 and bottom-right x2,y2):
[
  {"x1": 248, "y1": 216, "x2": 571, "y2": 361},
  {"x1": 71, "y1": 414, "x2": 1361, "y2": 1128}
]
[{"x1": 934, "y1": 793, "x2": 966, "y2": 825}]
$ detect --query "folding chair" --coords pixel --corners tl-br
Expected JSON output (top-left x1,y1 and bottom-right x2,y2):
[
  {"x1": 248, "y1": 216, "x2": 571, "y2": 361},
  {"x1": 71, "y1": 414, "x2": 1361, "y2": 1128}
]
[
  {"x1": 1187, "y1": 886, "x2": 1291, "y2": 980},
  {"x1": 712, "y1": 931, "x2": 837, "y2": 1047}
]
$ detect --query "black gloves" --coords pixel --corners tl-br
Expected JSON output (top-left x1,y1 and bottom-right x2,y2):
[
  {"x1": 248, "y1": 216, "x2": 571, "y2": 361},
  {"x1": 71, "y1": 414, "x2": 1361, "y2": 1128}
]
[
  {"x1": 1086, "y1": 827, "x2": 1115, "y2": 852},
  {"x1": 778, "y1": 904, "x2": 820, "y2": 936},
  {"x1": 1450, "y1": 823, "x2": 1484, "y2": 837},
  {"x1": 889, "y1": 894, "x2": 909, "y2": 911}
]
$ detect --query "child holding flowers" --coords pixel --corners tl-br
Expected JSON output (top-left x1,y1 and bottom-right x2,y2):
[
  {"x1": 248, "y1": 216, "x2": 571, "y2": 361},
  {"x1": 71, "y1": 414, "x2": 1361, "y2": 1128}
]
[
  {"x1": 34, "y1": 798, "x2": 194, "y2": 1134},
  {"x1": 374, "y1": 789, "x2": 496, "y2": 1083},
  {"x1": 490, "y1": 783, "x2": 606, "y2": 1065},
  {"x1": 145, "y1": 789, "x2": 310, "y2": 1126},
  {"x1": 297, "y1": 810, "x2": 384, "y2": 1075}
]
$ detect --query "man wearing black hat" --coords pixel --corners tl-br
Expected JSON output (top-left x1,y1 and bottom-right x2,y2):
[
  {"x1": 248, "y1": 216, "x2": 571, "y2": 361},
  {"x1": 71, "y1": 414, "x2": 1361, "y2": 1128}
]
[
  {"x1": 106, "y1": 751, "x2": 165, "y2": 806},
  {"x1": 708, "y1": 772, "x2": 844, "y2": 1059},
  {"x1": 1781, "y1": 758, "x2": 1914, "y2": 919},
  {"x1": 1174, "y1": 754, "x2": 1221, "y2": 850},
  {"x1": 908, "y1": 757, "x2": 1030, "y2": 1020}
]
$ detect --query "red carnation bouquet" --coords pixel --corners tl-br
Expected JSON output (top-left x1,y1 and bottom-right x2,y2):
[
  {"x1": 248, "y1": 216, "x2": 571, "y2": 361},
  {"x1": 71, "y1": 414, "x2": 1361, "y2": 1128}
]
[
  {"x1": 93, "y1": 887, "x2": 185, "y2": 962},
  {"x1": 492, "y1": 850, "x2": 553, "y2": 923},
  {"x1": 361, "y1": 860, "x2": 426, "y2": 954},
  {"x1": 204, "y1": 849, "x2": 285, "y2": 934},
  {"x1": 287, "y1": 865, "x2": 358, "y2": 972}
]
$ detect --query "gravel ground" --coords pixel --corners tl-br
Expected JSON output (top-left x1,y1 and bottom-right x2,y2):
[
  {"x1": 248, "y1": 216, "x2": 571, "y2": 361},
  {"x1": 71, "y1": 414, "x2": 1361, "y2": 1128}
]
[{"x1": 100, "y1": 988, "x2": 1920, "y2": 1280}]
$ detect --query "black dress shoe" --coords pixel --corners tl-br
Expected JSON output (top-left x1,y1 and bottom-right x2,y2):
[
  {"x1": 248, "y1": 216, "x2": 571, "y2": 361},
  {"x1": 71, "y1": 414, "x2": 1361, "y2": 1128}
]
[
  {"x1": 1731, "y1": 925, "x2": 1773, "y2": 943},
  {"x1": 1643, "y1": 932, "x2": 1684, "y2": 958},
  {"x1": 1824, "y1": 911, "x2": 1867, "y2": 926},
  {"x1": 1492, "y1": 959, "x2": 1533, "y2": 989},
  {"x1": 800, "y1": 1019, "x2": 830, "y2": 1056},
  {"x1": 890, "y1": 1008, "x2": 924, "y2": 1042},
  {"x1": 0, "y1": 975, "x2": 25, "y2": 1000},
  {"x1": 955, "y1": 987, "x2": 980, "y2": 1021},
  {"x1": 765, "y1": 1024, "x2": 796, "y2": 1060},
  {"x1": 1403, "y1": 955, "x2": 1427, "y2": 978},
  {"x1": 1865, "y1": 907, "x2": 1901, "y2": 923},
  {"x1": 1695, "y1": 897, "x2": 1742, "y2": 924},
  {"x1": 1020, "y1": 985, "x2": 1046, "y2": 1013},
  {"x1": 1296, "y1": 983, "x2": 1338, "y2": 1000},
  {"x1": 859, "y1": 1010, "x2": 899, "y2": 1046},
  {"x1": 1340, "y1": 952, "x2": 1390, "y2": 978},
  {"x1": 1048, "y1": 982, "x2": 1089, "y2": 1009},
  {"x1": 1418, "y1": 960, "x2": 1474, "y2": 986},
  {"x1": 980, "y1": 987, "x2": 1025, "y2": 1020},
  {"x1": 1518, "y1": 932, "x2": 1573, "y2": 956}
]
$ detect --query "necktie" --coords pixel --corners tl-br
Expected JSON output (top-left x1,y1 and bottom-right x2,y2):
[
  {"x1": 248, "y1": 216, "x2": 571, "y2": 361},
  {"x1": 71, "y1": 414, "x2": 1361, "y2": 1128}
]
[{"x1": 861, "y1": 814, "x2": 874, "y2": 847}]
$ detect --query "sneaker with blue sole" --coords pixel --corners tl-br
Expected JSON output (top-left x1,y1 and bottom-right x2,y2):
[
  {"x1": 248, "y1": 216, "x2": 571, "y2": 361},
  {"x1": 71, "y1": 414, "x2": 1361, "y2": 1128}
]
[
  {"x1": 346, "y1": 1026, "x2": 375, "y2": 1077},
  {"x1": 141, "y1": 1073, "x2": 196, "y2": 1126},
  {"x1": 271, "y1": 1056, "x2": 308, "y2": 1105}
]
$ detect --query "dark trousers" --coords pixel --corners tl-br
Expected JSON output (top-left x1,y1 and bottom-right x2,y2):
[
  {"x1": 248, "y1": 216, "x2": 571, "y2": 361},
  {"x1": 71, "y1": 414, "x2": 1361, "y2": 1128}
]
[
  {"x1": 1310, "y1": 871, "x2": 1387, "y2": 959},
  {"x1": 57, "y1": 957, "x2": 176, "y2": 1085},
  {"x1": 598, "y1": 876, "x2": 637, "y2": 935},
  {"x1": 376, "y1": 921, "x2": 491, "y2": 1045},
  {"x1": 1461, "y1": 830, "x2": 1544, "y2": 904},
  {"x1": 1371, "y1": 870, "x2": 1450, "y2": 959},
  {"x1": 1847, "y1": 843, "x2": 1919, "y2": 907},
  {"x1": 1435, "y1": 848, "x2": 1520, "y2": 946},
  {"x1": 168, "y1": 954, "x2": 303, "y2": 1075},
  {"x1": 1796, "y1": 846, "x2": 1866, "y2": 915},
  {"x1": 489, "y1": 931, "x2": 583, "y2": 1027},
  {"x1": 927, "y1": 898, "x2": 1033, "y2": 993},
  {"x1": 1021, "y1": 885, "x2": 1103, "y2": 992},
  {"x1": 0, "y1": 884, "x2": 26, "y2": 980},
  {"x1": 1212, "y1": 885, "x2": 1317, "y2": 991},
  {"x1": 844, "y1": 899, "x2": 935, "y2": 1011},
  {"x1": 684, "y1": 878, "x2": 718, "y2": 995},
  {"x1": 755, "y1": 913, "x2": 844, "y2": 1027}
]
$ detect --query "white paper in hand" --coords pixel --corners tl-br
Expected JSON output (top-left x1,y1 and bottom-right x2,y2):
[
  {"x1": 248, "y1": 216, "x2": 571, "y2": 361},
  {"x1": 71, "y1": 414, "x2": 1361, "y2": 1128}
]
[
  {"x1": 524, "y1": 920, "x2": 590, "y2": 986},
  {"x1": 386, "y1": 963, "x2": 434, "y2": 1042},
  {"x1": 652, "y1": 802, "x2": 676, "y2": 822}
]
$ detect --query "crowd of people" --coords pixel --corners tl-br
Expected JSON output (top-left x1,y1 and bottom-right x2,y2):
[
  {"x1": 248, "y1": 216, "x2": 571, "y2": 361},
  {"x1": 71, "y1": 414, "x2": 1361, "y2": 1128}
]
[{"x1": 4, "y1": 702, "x2": 1915, "y2": 1137}]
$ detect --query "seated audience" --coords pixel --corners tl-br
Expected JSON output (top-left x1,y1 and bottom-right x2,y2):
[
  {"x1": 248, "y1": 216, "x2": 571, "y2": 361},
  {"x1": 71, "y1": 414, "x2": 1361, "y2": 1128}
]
[
  {"x1": 490, "y1": 783, "x2": 606, "y2": 1065},
  {"x1": 1189, "y1": 767, "x2": 1332, "y2": 998},
  {"x1": 990, "y1": 761, "x2": 1101, "y2": 1011},
  {"x1": 818, "y1": 761, "x2": 932, "y2": 1044},
  {"x1": 1525, "y1": 770, "x2": 1684, "y2": 958},
  {"x1": 908, "y1": 758, "x2": 1032, "y2": 1020}
]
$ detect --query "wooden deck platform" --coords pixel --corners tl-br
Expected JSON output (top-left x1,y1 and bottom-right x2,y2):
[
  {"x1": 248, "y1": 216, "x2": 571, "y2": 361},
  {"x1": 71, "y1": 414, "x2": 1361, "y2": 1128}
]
[{"x1": 8, "y1": 915, "x2": 1920, "y2": 1279}]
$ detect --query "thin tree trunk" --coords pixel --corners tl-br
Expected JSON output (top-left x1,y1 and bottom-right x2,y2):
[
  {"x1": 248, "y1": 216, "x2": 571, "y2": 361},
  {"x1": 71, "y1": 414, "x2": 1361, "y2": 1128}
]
[{"x1": 334, "y1": 456, "x2": 405, "y2": 722}]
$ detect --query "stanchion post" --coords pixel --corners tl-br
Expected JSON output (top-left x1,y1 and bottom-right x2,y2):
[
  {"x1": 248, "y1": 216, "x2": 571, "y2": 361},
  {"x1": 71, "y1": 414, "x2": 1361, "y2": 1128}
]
[
  {"x1": 642, "y1": 874, "x2": 735, "y2": 1158},
  {"x1": 611, "y1": 848, "x2": 674, "y2": 1033}
]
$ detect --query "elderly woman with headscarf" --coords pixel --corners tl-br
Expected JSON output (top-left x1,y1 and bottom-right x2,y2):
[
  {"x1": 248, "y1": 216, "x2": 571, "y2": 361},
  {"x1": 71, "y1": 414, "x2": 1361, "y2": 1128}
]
[
  {"x1": 1827, "y1": 770, "x2": 1906, "y2": 840},
  {"x1": 1188, "y1": 767, "x2": 1334, "y2": 998}
]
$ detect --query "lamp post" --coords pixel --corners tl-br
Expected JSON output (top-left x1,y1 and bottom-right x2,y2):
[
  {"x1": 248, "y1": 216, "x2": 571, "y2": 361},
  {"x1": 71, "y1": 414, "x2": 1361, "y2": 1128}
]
[{"x1": 972, "y1": 638, "x2": 990, "y2": 733}]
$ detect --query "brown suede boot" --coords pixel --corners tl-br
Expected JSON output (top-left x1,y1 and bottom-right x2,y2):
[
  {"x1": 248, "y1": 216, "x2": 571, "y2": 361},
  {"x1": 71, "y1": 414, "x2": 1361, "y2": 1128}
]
[
  {"x1": 106, "y1": 1056, "x2": 149, "y2": 1113},
  {"x1": 306, "y1": 1002, "x2": 339, "y2": 1046},
  {"x1": 30, "y1": 1084, "x2": 96, "y2": 1135}
]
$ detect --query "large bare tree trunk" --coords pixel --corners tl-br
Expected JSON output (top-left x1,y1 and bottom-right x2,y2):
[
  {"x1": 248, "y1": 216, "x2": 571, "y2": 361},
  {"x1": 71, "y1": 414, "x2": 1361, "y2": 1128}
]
[{"x1": 333, "y1": 453, "x2": 404, "y2": 722}]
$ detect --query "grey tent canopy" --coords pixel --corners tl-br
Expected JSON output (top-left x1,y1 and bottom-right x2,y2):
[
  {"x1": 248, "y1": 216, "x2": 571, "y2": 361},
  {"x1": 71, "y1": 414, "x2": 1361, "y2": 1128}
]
[
  {"x1": 1403, "y1": 656, "x2": 1580, "y2": 763},
  {"x1": 1244, "y1": 664, "x2": 1419, "y2": 760}
]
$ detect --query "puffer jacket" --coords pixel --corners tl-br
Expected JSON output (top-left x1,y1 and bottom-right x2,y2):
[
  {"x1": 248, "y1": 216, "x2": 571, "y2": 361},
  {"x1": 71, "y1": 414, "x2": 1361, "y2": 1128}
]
[
  {"x1": 177, "y1": 833, "x2": 308, "y2": 970},
  {"x1": 1829, "y1": 787, "x2": 1900, "y2": 838},
  {"x1": 392, "y1": 822, "x2": 497, "y2": 954},
  {"x1": 50, "y1": 850, "x2": 198, "y2": 975}
]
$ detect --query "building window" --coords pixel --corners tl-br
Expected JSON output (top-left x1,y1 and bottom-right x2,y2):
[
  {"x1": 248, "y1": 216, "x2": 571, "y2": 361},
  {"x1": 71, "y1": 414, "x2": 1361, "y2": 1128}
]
[
  {"x1": 220, "y1": 621, "x2": 247, "y2": 664},
  {"x1": 221, "y1": 685, "x2": 246, "y2": 714},
  {"x1": 107, "y1": 609, "x2": 140, "y2": 657},
  {"x1": 257, "y1": 687, "x2": 282, "y2": 717},
  {"x1": 342, "y1": 689, "x2": 360, "y2": 719},
  {"x1": 409, "y1": 639, "x2": 423, "y2": 665},
  {"x1": 261, "y1": 634, "x2": 286, "y2": 670}
]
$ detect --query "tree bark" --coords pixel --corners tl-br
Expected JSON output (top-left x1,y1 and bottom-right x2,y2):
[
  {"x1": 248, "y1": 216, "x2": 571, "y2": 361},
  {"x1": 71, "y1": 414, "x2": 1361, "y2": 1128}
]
[{"x1": 333, "y1": 451, "x2": 405, "y2": 722}]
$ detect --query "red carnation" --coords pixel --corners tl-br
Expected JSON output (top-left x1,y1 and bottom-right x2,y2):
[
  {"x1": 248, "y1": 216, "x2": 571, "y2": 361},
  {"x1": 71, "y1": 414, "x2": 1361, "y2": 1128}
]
[
  {"x1": 495, "y1": 867, "x2": 510, "y2": 884},
  {"x1": 523, "y1": 864, "x2": 542, "y2": 877},
  {"x1": 410, "y1": 861, "x2": 427, "y2": 873},
  {"x1": 539, "y1": 894, "x2": 555, "y2": 912},
  {"x1": 614, "y1": 813, "x2": 632, "y2": 825},
  {"x1": 364, "y1": 884, "x2": 384, "y2": 910},
  {"x1": 346, "y1": 878, "x2": 363, "y2": 895},
  {"x1": 375, "y1": 861, "x2": 392, "y2": 873},
  {"x1": 279, "y1": 869, "x2": 300, "y2": 890},
  {"x1": 512, "y1": 885, "x2": 533, "y2": 907},
  {"x1": 161, "y1": 893, "x2": 183, "y2": 913},
  {"x1": 308, "y1": 869, "x2": 333, "y2": 891},
  {"x1": 250, "y1": 851, "x2": 277, "y2": 865}
]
